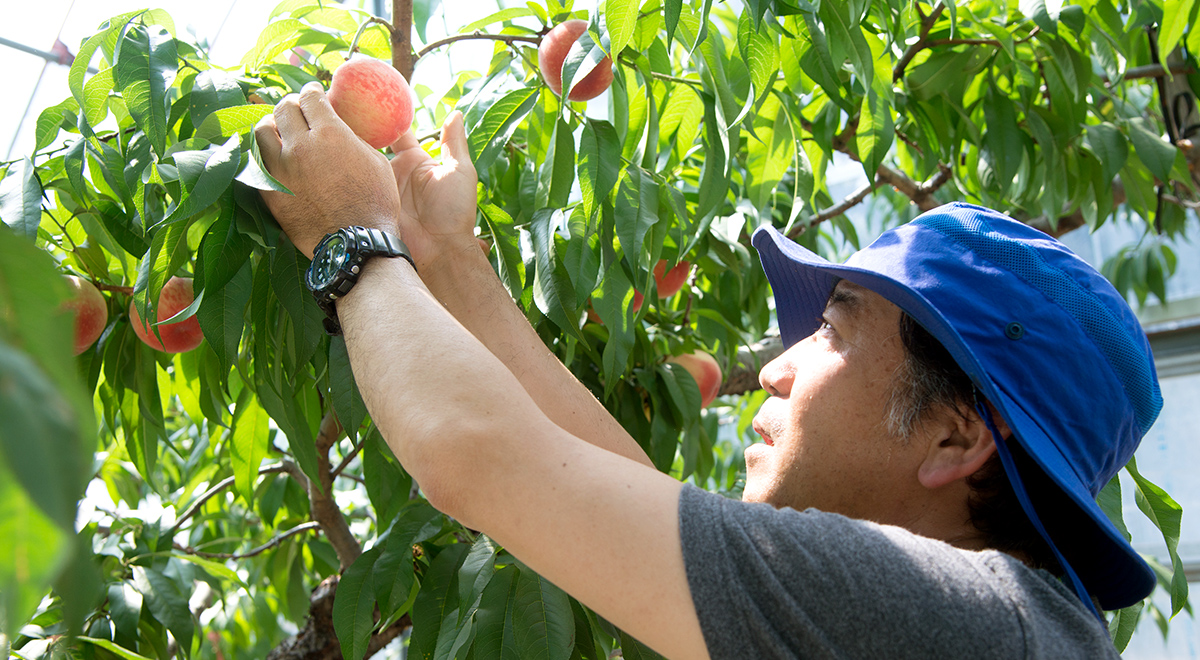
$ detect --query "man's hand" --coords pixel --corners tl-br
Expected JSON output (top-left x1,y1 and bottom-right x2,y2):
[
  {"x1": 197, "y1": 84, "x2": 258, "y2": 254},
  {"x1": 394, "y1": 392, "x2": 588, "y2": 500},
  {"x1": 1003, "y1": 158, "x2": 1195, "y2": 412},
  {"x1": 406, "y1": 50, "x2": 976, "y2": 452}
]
[
  {"x1": 254, "y1": 82, "x2": 401, "y2": 258},
  {"x1": 388, "y1": 111, "x2": 479, "y2": 271}
]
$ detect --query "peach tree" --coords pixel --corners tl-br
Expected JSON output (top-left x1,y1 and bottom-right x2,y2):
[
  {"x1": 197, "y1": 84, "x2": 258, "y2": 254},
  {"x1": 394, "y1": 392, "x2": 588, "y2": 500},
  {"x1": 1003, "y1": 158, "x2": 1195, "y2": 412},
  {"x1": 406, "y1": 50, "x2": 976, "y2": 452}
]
[{"x1": 0, "y1": 0, "x2": 1195, "y2": 657}]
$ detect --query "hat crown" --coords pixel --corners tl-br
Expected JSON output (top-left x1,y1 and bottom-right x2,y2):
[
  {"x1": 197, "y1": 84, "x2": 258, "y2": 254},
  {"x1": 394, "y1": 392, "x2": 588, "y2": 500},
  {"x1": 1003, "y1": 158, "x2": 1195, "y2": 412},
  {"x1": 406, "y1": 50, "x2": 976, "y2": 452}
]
[{"x1": 905, "y1": 204, "x2": 1163, "y2": 436}]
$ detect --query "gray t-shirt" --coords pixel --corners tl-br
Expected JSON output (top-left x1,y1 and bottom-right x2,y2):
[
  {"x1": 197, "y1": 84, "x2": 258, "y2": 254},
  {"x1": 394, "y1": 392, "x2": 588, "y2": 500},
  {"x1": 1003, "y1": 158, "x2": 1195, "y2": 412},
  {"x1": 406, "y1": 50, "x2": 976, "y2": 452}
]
[{"x1": 678, "y1": 484, "x2": 1119, "y2": 659}]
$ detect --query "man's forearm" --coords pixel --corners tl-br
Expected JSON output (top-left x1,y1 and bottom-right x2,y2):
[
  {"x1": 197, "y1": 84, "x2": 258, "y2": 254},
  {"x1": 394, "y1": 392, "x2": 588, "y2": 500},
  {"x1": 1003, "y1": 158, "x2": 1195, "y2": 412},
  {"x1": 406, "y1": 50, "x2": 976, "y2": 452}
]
[{"x1": 419, "y1": 236, "x2": 653, "y2": 468}]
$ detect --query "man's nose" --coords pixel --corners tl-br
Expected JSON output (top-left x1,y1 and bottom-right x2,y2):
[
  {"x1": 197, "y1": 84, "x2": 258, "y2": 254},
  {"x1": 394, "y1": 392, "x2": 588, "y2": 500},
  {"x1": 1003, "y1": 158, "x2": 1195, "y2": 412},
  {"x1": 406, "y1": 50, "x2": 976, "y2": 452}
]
[{"x1": 758, "y1": 353, "x2": 795, "y2": 397}]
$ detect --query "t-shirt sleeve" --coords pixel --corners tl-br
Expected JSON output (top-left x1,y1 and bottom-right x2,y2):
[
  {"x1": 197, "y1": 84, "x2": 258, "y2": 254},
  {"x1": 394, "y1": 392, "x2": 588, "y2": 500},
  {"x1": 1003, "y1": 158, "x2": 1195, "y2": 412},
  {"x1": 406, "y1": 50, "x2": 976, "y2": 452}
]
[{"x1": 677, "y1": 483, "x2": 1031, "y2": 660}]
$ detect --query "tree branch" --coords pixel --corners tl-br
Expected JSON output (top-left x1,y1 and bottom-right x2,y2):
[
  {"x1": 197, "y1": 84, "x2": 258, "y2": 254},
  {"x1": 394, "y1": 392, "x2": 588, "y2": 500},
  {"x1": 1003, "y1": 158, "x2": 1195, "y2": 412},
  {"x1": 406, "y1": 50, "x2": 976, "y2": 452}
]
[
  {"x1": 166, "y1": 463, "x2": 294, "y2": 537},
  {"x1": 787, "y1": 179, "x2": 882, "y2": 239},
  {"x1": 266, "y1": 575, "x2": 413, "y2": 660},
  {"x1": 1024, "y1": 178, "x2": 1127, "y2": 238},
  {"x1": 893, "y1": 3, "x2": 946, "y2": 82},
  {"x1": 1100, "y1": 62, "x2": 1194, "y2": 83},
  {"x1": 415, "y1": 32, "x2": 542, "y2": 62},
  {"x1": 310, "y1": 412, "x2": 362, "y2": 569},
  {"x1": 174, "y1": 522, "x2": 321, "y2": 560},
  {"x1": 718, "y1": 335, "x2": 784, "y2": 397},
  {"x1": 392, "y1": 0, "x2": 414, "y2": 80}
]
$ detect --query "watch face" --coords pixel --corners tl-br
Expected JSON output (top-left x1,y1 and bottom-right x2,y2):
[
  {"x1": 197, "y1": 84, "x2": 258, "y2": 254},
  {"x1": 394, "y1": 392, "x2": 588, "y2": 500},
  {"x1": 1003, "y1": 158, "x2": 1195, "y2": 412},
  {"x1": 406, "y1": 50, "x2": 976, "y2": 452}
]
[{"x1": 310, "y1": 233, "x2": 348, "y2": 289}]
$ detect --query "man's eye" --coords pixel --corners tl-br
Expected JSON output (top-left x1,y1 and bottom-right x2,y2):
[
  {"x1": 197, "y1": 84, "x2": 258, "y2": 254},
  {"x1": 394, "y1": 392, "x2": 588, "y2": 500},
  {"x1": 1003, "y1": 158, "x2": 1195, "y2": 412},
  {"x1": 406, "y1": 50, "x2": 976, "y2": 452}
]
[{"x1": 817, "y1": 316, "x2": 834, "y2": 331}]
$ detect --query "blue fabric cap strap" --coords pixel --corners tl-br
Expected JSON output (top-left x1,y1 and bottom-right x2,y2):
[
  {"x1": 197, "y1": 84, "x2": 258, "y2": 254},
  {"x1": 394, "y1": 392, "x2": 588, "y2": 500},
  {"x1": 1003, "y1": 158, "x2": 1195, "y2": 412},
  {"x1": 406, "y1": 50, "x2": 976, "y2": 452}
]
[{"x1": 751, "y1": 202, "x2": 1163, "y2": 612}]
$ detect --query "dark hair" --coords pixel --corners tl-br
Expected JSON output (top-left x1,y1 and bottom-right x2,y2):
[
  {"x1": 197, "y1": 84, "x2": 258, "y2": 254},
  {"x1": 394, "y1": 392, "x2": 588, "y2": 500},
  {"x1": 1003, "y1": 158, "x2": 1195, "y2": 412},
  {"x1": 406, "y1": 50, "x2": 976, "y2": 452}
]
[{"x1": 893, "y1": 313, "x2": 1063, "y2": 574}]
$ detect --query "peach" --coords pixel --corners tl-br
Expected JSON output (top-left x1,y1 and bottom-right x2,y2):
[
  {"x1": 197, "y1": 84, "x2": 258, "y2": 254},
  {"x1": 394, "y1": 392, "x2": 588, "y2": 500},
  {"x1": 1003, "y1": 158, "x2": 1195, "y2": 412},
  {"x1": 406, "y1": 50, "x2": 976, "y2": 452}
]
[
  {"x1": 63, "y1": 275, "x2": 108, "y2": 355},
  {"x1": 129, "y1": 276, "x2": 204, "y2": 353},
  {"x1": 667, "y1": 350, "x2": 722, "y2": 407},
  {"x1": 654, "y1": 260, "x2": 691, "y2": 299},
  {"x1": 327, "y1": 55, "x2": 415, "y2": 149},
  {"x1": 538, "y1": 20, "x2": 614, "y2": 102}
]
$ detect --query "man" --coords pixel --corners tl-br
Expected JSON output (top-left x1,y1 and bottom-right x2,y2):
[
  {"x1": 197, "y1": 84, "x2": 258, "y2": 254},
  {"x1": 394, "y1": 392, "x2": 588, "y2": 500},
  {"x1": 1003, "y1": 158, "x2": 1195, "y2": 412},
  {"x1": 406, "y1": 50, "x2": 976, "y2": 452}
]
[{"x1": 254, "y1": 83, "x2": 1161, "y2": 658}]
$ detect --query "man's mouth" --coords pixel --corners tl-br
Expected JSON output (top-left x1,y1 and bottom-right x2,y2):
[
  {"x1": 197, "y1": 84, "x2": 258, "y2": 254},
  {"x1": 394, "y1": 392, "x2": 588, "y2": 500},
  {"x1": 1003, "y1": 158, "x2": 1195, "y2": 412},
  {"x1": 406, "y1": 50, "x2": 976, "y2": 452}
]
[{"x1": 752, "y1": 420, "x2": 774, "y2": 446}]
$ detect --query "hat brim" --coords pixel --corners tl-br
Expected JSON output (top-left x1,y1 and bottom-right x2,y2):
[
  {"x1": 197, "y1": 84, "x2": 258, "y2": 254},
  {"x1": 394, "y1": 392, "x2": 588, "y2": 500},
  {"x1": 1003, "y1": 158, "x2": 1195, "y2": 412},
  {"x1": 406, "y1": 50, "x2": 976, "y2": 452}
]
[{"x1": 753, "y1": 224, "x2": 1154, "y2": 610}]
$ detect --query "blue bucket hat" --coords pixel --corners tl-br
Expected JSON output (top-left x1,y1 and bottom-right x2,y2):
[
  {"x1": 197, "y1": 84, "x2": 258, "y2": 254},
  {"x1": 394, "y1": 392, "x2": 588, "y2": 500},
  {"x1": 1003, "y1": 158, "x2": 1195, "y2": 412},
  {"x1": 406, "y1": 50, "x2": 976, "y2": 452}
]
[{"x1": 752, "y1": 202, "x2": 1163, "y2": 617}]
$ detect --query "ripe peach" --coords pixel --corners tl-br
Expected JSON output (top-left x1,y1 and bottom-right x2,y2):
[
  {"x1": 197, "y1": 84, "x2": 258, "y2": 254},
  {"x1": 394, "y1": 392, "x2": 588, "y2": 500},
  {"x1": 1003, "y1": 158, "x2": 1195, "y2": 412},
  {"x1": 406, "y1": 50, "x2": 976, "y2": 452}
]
[
  {"x1": 538, "y1": 20, "x2": 614, "y2": 102},
  {"x1": 327, "y1": 55, "x2": 415, "y2": 149},
  {"x1": 653, "y1": 260, "x2": 691, "y2": 299},
  {"x1": 667, "y1": 351, "x2": 722, "y2": 407},
  {"x1": 63, "y1": 276, "x2": 108, "y2": 355},
  {"x1": 129, "y1": 276, "x2": 204, "y2": 353}
]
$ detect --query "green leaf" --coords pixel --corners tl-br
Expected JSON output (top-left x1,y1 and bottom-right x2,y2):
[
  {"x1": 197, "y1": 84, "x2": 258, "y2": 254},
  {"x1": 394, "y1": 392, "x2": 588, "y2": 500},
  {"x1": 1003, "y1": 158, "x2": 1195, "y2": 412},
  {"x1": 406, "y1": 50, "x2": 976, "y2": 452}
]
[
  {"x1": 333, "y1": 546, "x2": 382, "y2": 660},
  {"x1": 197, "y1": 260, "x2": 251, "y2": 373},
  {"x1": 270, "y1": 238, "x2": 323, "y2": 370},
  {"x1": 737, "y1": 11, "x2": 779, "y2": 95},
  {"x1": 194, "y1": 104, "x2": 274, "y2": 142},
  {"x1": 363, "y1": 430, "x2": 412, "y2": 534},
  {"x1": 0, "y1": 456, "x2": 69, "y2": 639},
  {"x1": 238, "y1": 129, "x2": 292, "y2": 193},
  {"x1": 594, "y1": 259, "x2": 636, "y2": 393},
  {"x1": 410, "y1": 543, "x2": 470, "y2": 660},
  {"x1": 77, "y1": 637, "x2": 155, "y2": 660},
  {"x1": 1126, "y1": 117, "x2": 1178, "y2": 184},
  {"x1": 133, "y1": 565, "x2": 195, "y2": 657},
  {"x1": 164, "y1": 138, "x2": 240, "y2": 226},
  {"x1": 562, "y1": 25, "x2": 610, "y2": 101},
  {"x1": 693, "y1": 94, "x2": 728, "y2": 236},
  {"x1": 372, "y1": 499, "x2": 439, "y2": 617},
  {"x1": 459, "y1": 7, "x2": 535, "y2": 33},
  {"x1": 982, "y1": 86, "x2": 1022, "y2": 197},
  {"x1": 614, "y1": 165, "x2": 660, "y2": 273},
  {"x1": 606, "y1": 0, "x2": 639, "y2": 57},
  {"x1": 1126, "y1": 458, "x2": 1189, "y2": 617},
  {"x1": 512, "y1": 566, "x2": 574, "y2": 660},
  {"x1": 1158, "y1": 0, "x2": 1194, "y2": 57},
  {"x1": 530, "y1": 209, "x2": 581, "y2": 339},
  {"x1": 1097, "y1": 475, "x2": 1130, "y2": 542},
  {"x1": 546, "y1": 117, "x2": 576, "y2": 209},
  {"x1": 664, "y1": 0, "x2": 683, "y2": 47},
  {"x1": 619, "y1": 630, "x2": 665, "y2": 659},
  {"x1": 577, "y1": 120, "x2": 621, "y2": 216},
  {"x1": 479, "y1": 203, "x2": 526, "y2": 299},
  {"x1": 458, "y1": 534, "x2": 499, "y2": 622},
  {"x1": 468, "y1": 87, "x2": 540, "y2": 174},
  {"x1": 329, "y1": 336, "x2": 366, "y2": 442},
  {"x1": 1085, "y1": 122, "x2": 1128, "y2": 184},
  {"x1": 1108, "y1": 600, "x2": 1144, "y2": 652},
  {"x1": 34, "y1": 98, "x2": 79, "y2": 153},
  {"x1": 230, "y1": 392, "x2": 268, "y2": 505},
  {"x1": 189, "y1": 70, "x2": 248, "y2": 126},
  {"x1": 856, "y1": 86, "x2": 894, "y2": 183},
  {"x1": 472, "y1": 565, "x2": 520, "y2": 660},
  {"x1": 107, "y1": 583, "x2": 143, "y2": 647},
  {"x1": 0, "y1": 157, "x2": 43, "y2": 239},
  {"x1": 115, "y1": 25, "x2": 177, "y2": 158}
]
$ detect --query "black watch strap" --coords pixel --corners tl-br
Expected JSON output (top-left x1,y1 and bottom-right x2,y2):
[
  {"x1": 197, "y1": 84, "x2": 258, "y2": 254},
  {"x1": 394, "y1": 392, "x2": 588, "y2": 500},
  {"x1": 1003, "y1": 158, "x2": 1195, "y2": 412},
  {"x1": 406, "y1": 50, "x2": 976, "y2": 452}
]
[{"x1": 311, "y1": 226, "x2": 415, "y2": 336}]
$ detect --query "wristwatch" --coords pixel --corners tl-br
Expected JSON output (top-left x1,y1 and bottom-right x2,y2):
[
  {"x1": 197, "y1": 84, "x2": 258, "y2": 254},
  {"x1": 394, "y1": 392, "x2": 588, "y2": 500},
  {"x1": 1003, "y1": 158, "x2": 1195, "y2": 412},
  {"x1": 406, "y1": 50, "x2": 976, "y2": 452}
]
[{"x1": 306, "y1": 226, "x2": 415, "y2": 335}]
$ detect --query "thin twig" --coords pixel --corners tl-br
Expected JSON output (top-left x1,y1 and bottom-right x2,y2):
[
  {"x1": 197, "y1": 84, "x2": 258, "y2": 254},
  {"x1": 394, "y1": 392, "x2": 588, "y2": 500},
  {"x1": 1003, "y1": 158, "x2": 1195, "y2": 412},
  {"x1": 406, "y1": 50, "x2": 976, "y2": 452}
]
[
  {"x1": 167, "y1": 463, "x2": 295, "y2": 537},
  {"x1": 92, "y1": 281, "x2": 134, "y2": 295},
  {"x1": 331, "y1": 433, "x2": 368, "y2": 479},
  {"x1": 174, "y1": 522, "x2": 321, "y2": 560},
  {"x1": 347, "y1": 16, "x2": 395, "y2": 56},
  {"x1": 789, "y1": 180, "x2": 882, "y2": 239},
  {"x1": 1100, "y1": 63, "x2": 1194, "y2": 83},
  {"x1": 414, "y1": 32, "x2": 542, "y2": 62},
  {"x1": 893, "y1": 3, "x2": 946, "y2": 82},
  {"x1": 894, "y1": 127, "x2": 924, "y2": 157}
]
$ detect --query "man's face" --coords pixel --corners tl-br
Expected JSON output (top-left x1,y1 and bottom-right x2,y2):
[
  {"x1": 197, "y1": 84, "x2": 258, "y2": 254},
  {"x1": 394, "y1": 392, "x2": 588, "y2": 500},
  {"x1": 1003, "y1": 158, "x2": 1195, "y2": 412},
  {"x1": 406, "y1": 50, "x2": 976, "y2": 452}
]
[{"x1": 744, "y1": 281, "x2": 930, "y2": 523}]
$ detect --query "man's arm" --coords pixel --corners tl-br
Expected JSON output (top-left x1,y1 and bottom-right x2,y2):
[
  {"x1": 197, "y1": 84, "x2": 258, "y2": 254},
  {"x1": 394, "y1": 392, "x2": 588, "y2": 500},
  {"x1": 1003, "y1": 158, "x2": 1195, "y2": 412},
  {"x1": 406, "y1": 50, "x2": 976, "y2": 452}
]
[
  {"x1": 252, "y1": 85, "x2": 708, "y2": 658},
  {"x1": 384, "y1": 117, "x2": 654, "y2": 468}
]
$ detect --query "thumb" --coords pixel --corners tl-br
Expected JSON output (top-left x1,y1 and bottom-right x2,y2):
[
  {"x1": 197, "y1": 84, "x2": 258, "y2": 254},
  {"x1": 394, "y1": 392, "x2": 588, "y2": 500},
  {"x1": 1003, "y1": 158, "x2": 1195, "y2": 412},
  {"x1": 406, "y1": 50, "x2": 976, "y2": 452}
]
[{"x1": 440, "y1": 111, "x2": 473, "y2": 167}]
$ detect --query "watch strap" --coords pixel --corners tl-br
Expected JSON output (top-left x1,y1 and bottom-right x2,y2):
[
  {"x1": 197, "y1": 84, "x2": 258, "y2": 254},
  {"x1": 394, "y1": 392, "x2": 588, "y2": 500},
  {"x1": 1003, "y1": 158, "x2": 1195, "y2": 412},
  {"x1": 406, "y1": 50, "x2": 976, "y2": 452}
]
[{"x1": 310, "y1": 226, "x2": 415, "y2": 335}]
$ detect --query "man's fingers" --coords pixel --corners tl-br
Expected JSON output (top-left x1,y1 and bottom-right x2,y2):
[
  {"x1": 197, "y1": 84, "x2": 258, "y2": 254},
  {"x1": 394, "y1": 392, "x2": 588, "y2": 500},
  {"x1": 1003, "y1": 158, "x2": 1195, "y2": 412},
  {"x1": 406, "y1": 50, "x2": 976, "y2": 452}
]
[
  {"x1": 298, "y1": 81, "x2": 340, "y2": 127},
  {"x1": 391, "y1": 126, "x2": 421, "y2": 154},
  {"x1": 440, "y1": 111, "x2": 472, "y2": 167},
  {"x1": 274, "y1": 94, "x2": 309, "y2": 136},
  {"x1": 254, "y1": 115, "x2": 283, "y2": 172}
]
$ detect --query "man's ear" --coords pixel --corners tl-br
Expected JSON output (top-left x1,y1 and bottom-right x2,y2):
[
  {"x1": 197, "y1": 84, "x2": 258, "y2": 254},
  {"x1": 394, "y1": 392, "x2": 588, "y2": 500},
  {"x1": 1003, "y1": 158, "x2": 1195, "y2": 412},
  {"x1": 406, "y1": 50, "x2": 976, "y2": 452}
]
[{"x1": 917, "y1": 403, "x2": 1009, "y2": 490}]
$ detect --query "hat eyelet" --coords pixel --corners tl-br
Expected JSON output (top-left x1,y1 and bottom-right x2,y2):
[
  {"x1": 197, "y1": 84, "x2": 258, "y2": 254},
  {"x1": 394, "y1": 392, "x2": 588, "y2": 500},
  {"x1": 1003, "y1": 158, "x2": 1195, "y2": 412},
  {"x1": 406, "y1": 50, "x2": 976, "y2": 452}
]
[{"x1": 1004, "y1": 322, "x2": 1025, "y2": 340}]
